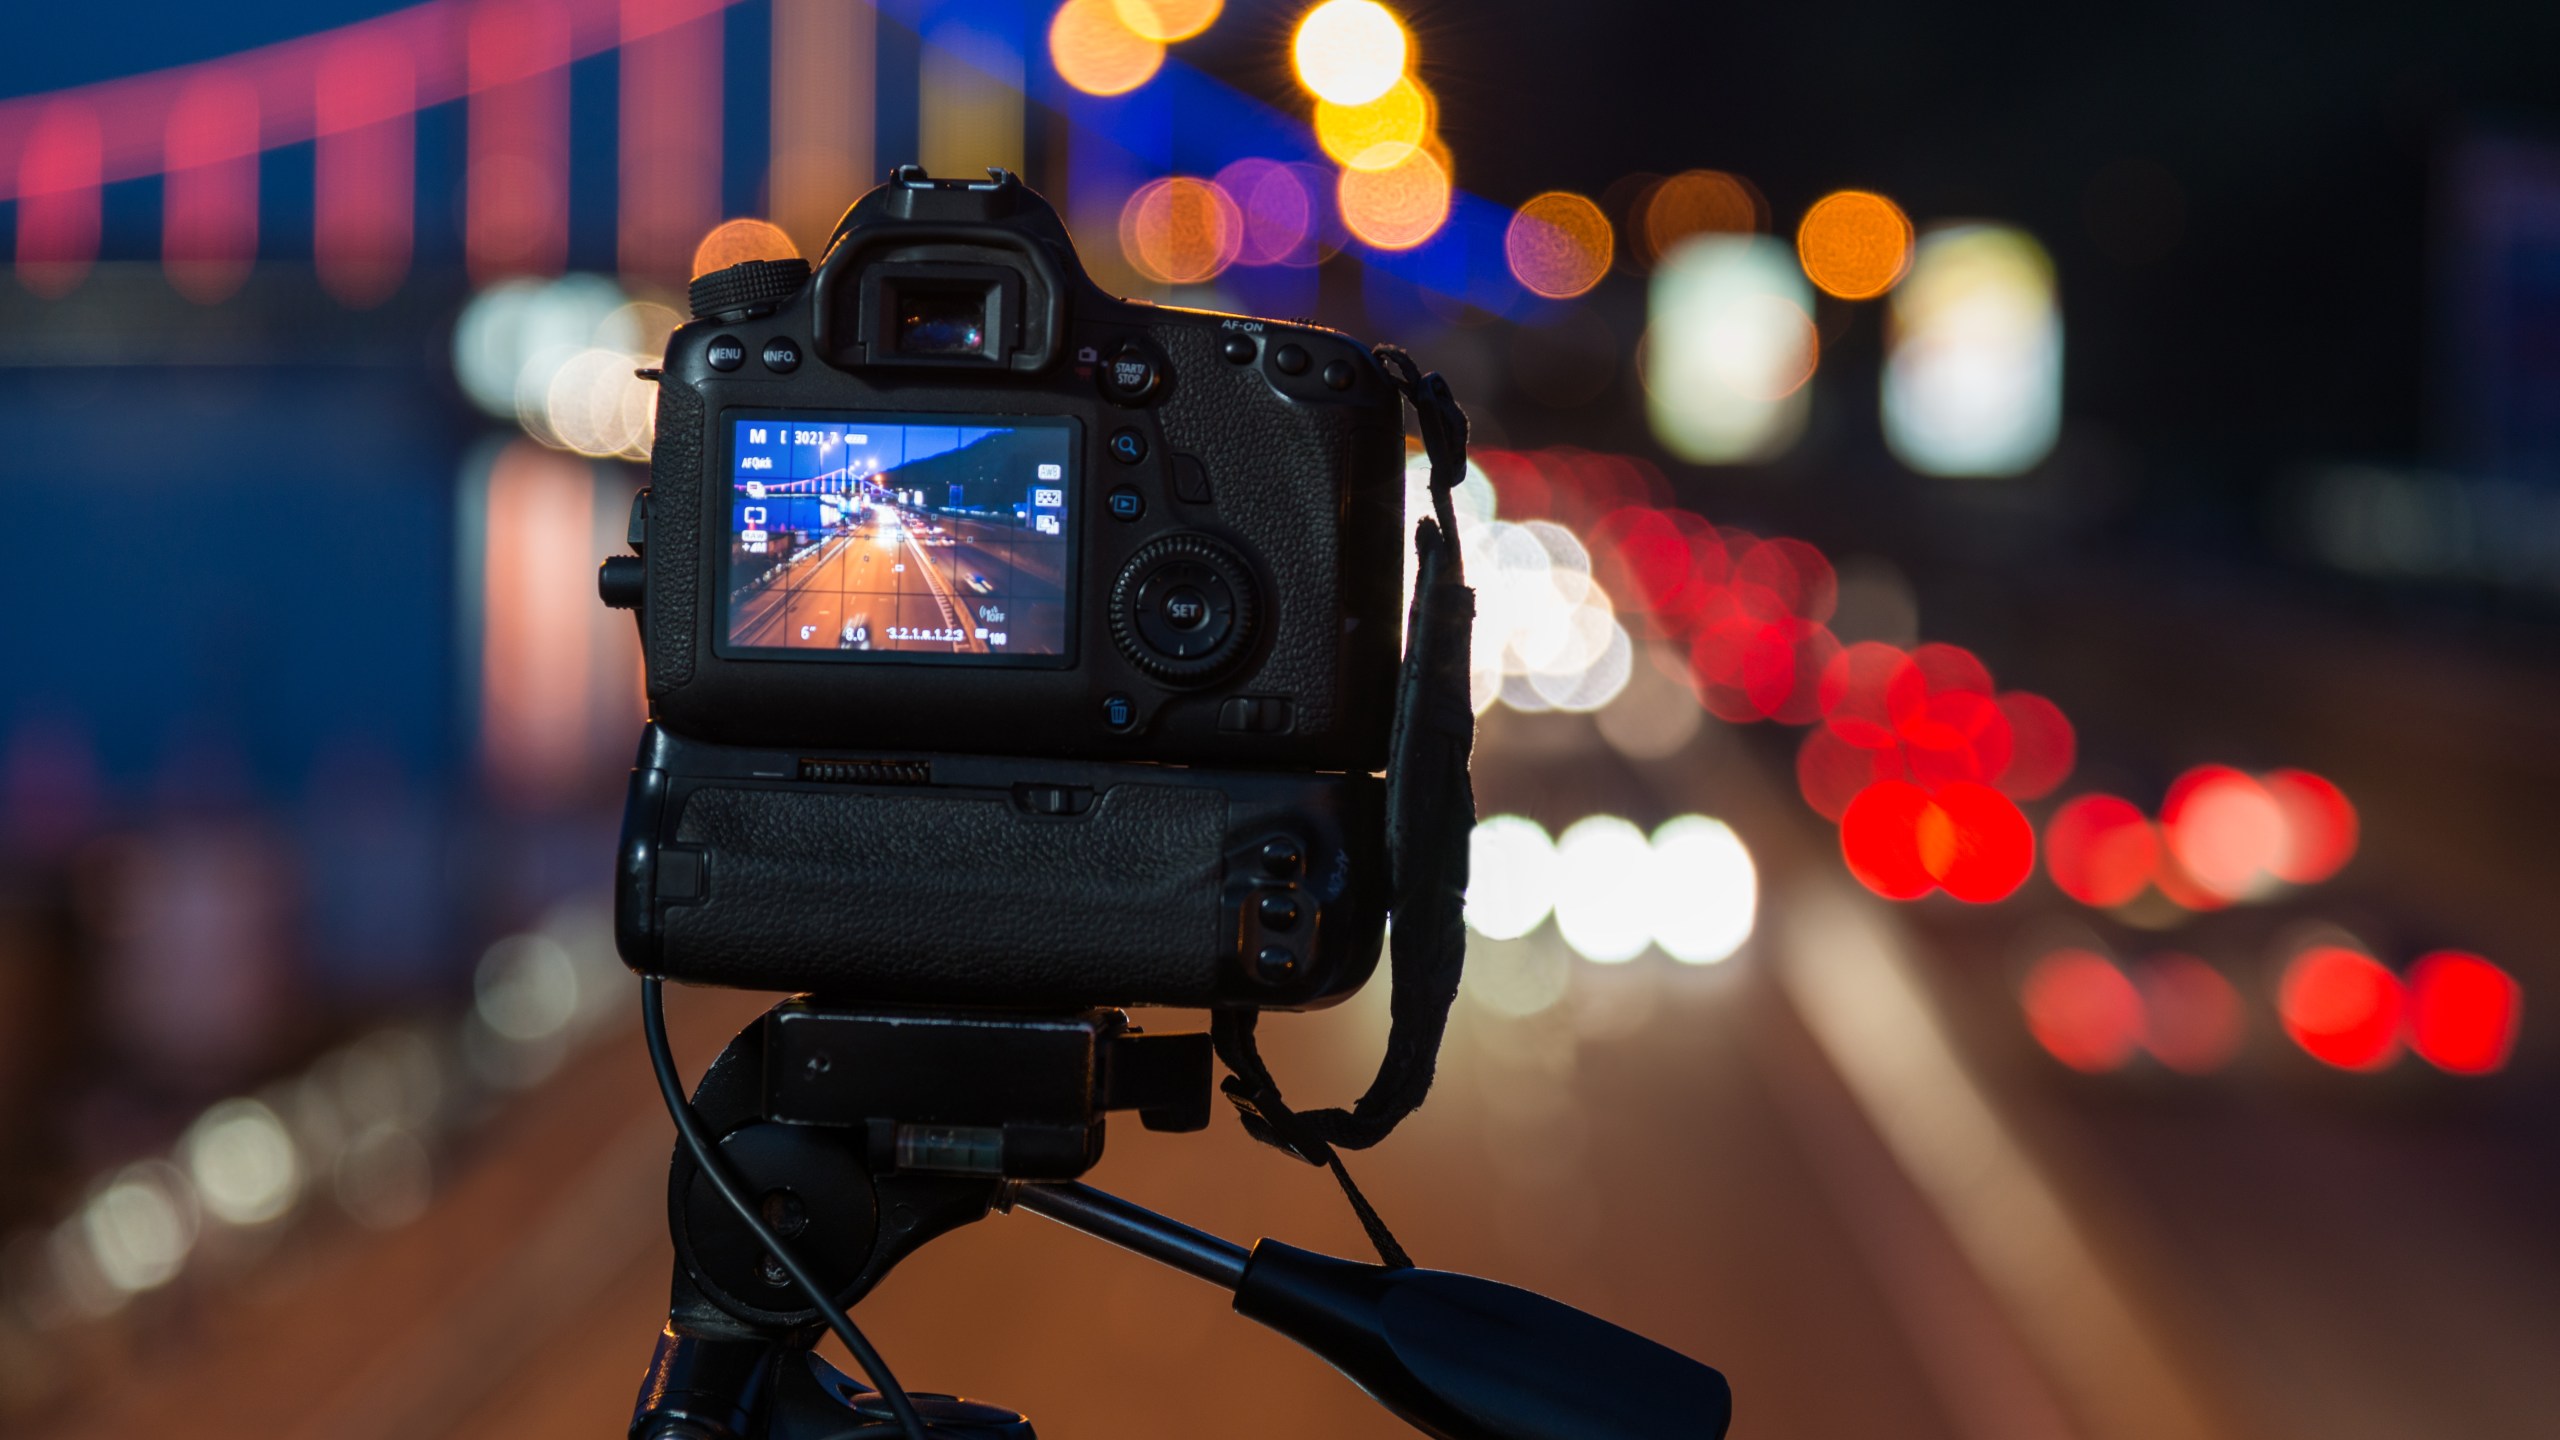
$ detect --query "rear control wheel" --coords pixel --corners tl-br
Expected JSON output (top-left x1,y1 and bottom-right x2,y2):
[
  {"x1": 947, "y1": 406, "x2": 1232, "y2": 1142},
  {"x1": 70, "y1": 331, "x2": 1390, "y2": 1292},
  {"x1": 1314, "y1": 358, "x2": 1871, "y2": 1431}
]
[{"x1": 1109, "y1": 534, "x2": 1258, "y2": 683}]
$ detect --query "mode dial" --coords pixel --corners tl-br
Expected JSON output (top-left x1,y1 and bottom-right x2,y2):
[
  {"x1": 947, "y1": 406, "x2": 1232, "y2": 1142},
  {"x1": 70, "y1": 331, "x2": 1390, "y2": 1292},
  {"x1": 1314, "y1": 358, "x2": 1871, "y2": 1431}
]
[
  {"x1": 1109, "y1": 534, "x2": 1259, "y2": 683},
  {"x1": 687, "y1": 258, "x2": 811, "y2": 320}
]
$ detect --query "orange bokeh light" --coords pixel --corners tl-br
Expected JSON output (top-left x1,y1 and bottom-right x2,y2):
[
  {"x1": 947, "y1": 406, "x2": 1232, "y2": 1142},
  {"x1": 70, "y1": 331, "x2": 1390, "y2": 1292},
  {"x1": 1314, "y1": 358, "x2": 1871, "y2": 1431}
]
[
  {"x1": 1505, "y1": 191, "x2": 1613, "y2": 300},
  {"x1": 1050, "y1": 0, "x2": 1165, "y2": 97},
  {"x1": 691, "y1": 217, "x2": 798, "y2": 279},
  {"x1": 1315, "y1": 74, "x2": 1432, "y2": 172},
  {"x1": 1112, "y1": 0, "x2": 1222, "y2": 43},
  {"x1": 1639, "y1": 169, "x2": 1763, "y2": 262},
  {"x1": 1118, "y1": 176, "x2": 1243, "y2": 284},
  {"x1": 1796, "y1": 189, "x2": 1914, "y2": 300},
  {"x1": 1337, "y1": 144, "x2": 1450, "y2": 251}
]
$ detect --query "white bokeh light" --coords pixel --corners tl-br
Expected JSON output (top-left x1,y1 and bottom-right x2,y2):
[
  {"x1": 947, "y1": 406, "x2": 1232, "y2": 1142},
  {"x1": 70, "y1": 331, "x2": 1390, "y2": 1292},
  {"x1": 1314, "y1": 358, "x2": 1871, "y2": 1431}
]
[
  {"x1": 183, "y1": 1098, "x2": 301, "y2": 1226},
  {"x1": 1648, "y1": 815, "x2": 1757, "y2": 964},
  {"x1": 1553, "y1": 815, "x2": 1655, "y2": 963},
  {"x1": 1643, "y1": 235, "x2": 1816, "y2": 465},
  {"x1": 1465, "y1": 814, "x2": 1557, "y2": 941},
  {"x1": 1883, "y1": 224, "x2": 2062, "y2": 478}
]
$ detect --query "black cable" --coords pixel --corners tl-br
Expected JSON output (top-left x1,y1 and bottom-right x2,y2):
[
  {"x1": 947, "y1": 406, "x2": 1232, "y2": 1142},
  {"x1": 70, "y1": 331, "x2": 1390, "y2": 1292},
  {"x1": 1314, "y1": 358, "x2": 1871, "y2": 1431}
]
[{"x1": 640, "y1": 978, "x2": 932, "y2": 1440}]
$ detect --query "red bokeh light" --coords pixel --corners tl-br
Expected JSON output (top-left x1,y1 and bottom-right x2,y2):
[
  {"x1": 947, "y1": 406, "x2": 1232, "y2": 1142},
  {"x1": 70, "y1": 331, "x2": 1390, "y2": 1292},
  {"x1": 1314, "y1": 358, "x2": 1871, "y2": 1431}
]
[
  {"x1": 2264, "y1": 768, "x2": 2358, "y2": 885},
  {"x1": 2021, "y1": 949, "x2": 2145, "y2": 1073},
  {"x1": 1921, "y1": 781, "x2": 2035, "y2": 902},
  {"x1": 1841, "y1": 780, "x2": 1934, "y2": 900},
  {"x1": 1797, "y1": 725, "x2": 1901, "y2": 821},
  {"x1": 2135, "y1": 954, "x2": 2245, "y2": 1074},
  {"x1": 2043, "y1": 794, "x2": 2157, "y2": 907},
  {"x1": 1886, "y1": 642, "x2": 1994, "y2": 728},
  {"x1": 2162, "y1": 765, "x2": 2286, "y2": 902},
  {"x1": 1817, "y1": 641, "x2": 1913, "y2": 749},
  {"x1": 1992, "y1": 692, "x2": 2075, "y2": 800},
  {"x1": 1901, "y1": 689, "x2": 2015, "y2": 788},
  {"x1": 2278, "y1": 946, "x2": 2403, "y2": 1071},
  {"x1": 1735, "y1": 537, "x2": 1838, "y2": 625},
  {"x1": 2404, "y1": 951, "x2": 2521, "y2": 1076}
]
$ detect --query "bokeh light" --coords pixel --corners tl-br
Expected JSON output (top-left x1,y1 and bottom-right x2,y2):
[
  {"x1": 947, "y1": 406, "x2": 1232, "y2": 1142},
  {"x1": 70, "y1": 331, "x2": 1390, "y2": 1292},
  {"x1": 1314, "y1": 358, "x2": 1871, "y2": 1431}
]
[
  {"x1": 2404, "y1": 951, "x2": 2521, "y2": 1076},
  {"x1": 2162, "y1": 764, "x2": 2286, "y2": 903},
  {"x1": 82, "y1": 1161, "x2": 197, "y2": 1295},
  {"x1": 1841, "y1": 780, "x2": 1935, "y2": 900},
  {"x1": 2264, "y1": 768, "x2": 2358, "y2": 884},
  {"x1": 1642, "y1": 235, "x2": 1817, "y2": 463},
  {"x1": 1337, "y1": 144, "x2": 1451, "y2": 250},
  {"x1": 689, "y1": 216, "x2": 798, "y2": 279},
  {"x1": 1505, "y1": 191, "x2": 1613, "y2": 300},
  {"x1": 1796, "y1": 189, "x2": 1914, "y2": 300},
  {"x1": 1214, "y1": 158, "x2": 1321, "y2": 267},
  {"x1": 2044, "y1": 794, "x2": 2157, "y2": 907},
  {"x1": 1119, "y1": 176, "x2": 1245, "y2": 284},
  {"x1": 1994, "y1": 692, "x2": 2076, "y2": 799},
  {"x1": 1921, "y1": 781, "x2": 2035, "y2": 902},
  {"x1": 1315, "y1": 74, "x2": 1432, "y2": 171},
  {"x1": 1292, "y1": 0, "x2": 1409, "y2": 106},
  {"x1": 1112, "y1": 0, "x2": 1222, "y2": 43},
  {"x1": 1883, "y1": 223, "x2": 2062, "y2": 477},
  {"x1": 1638, "y1": 169, "x2": 1764, "y2": 262},
  {"x1": 1465, "y1": 814, "x2": 1557, "y2": 941},
  {"x1": 1554, "y1": 816, "x2": 1656, "y2": 963},
  {"x1": 1051, "y1": 0, "x2": 1166, "y2": 96},
  {"x1": 2136, "y1": 954, "x2": 2245, "y2": 1074},
  {"x1": 182, "y1": 1098, "x2": 301, "y2": 1226},
  {"x1": 2279, "y1": 945, "x2": 2403, "y2": 1071},
  {"x1": 1648, "y1": 815, "x2": 1756, "y2": 964},
  {"x1": 2022, "y1": 949, "x2": 2144, "y2": 1073}
]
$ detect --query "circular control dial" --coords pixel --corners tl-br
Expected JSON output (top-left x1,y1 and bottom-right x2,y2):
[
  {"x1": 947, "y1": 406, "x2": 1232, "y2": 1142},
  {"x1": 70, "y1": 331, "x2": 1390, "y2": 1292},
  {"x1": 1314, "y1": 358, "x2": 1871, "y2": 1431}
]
[{"x1": 1110, "y1": 534, "x2": 1259, "y2": 682}]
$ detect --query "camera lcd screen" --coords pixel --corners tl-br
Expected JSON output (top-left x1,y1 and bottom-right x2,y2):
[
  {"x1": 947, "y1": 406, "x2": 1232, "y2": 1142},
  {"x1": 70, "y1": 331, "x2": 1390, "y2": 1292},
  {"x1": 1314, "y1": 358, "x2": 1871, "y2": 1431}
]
[{"x1": 722, "y1": 413, "x2": 1074, "y2": 662}]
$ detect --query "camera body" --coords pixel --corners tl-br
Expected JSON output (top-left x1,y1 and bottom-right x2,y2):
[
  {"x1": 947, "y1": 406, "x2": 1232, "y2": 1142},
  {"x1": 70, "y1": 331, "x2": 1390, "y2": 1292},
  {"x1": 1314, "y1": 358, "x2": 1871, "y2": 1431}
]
[
  {"x1": 610, "y1": 168, "x2": 1407, "y2": 1008},
  {"x1": 635, "y1": 167, "x2": 1407, "y2": 768}
]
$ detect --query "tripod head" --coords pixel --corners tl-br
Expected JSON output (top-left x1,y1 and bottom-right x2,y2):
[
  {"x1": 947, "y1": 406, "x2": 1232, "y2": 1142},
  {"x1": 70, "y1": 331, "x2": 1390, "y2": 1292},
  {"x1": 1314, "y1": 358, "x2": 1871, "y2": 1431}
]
[{"x1": 631, "y1": 994, "x2": 1731, "y2": 1440}]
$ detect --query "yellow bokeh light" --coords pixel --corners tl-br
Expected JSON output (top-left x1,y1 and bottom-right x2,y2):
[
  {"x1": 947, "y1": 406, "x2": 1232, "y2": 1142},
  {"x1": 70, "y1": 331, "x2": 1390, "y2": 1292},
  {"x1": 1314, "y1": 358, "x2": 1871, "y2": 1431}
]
[
  {"x1": 1797, "y1": 189, "x2": 1914, "y2": 300},
  {"x1": 1315, "y1": 74, "x2": 1432, "y2": 172},
  {"x1": 1293, "y1": 0, "x2": 1408, "y2": 107},
  {"x1": 1113, "y1": 0, "x2": 1222, "y2": 42},
  {"x1": 1119, "y1": 176, "x2": 1245, "y2": 285},
  {"x1": 1505, "y1": 191, "x2": 1613, "y2": 299},
  {"x1": 1051, "y1": 0, "x2": 1165, "y2": 97},
  {"x1": 1338, "y1": 144, "x2": 1450, "y2": 251},
  {"x1": 690, "y1": 218, "x2": 799, "y2": 280},
  {"x1": 1639, "y1": 170, "x2": 1763, "y2": 263}
]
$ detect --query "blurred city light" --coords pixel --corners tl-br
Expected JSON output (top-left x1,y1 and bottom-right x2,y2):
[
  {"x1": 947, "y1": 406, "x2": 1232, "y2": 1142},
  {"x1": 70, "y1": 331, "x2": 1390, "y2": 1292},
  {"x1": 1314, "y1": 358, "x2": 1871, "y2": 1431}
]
[
  {"x1": 1554, "y1": 816, "x2": 1662, "y2": 964},
  {"x1": 2264, "y1": 769, "x2": 2359, "y2": 884},
  {"x1": 15, "y1": 101, "x2": 102, "y2": 297},
  {"x1": 1337, "y1": 144, "x2": 1451, "y2": 250},
  {"x1": 80, "y1": 1162, "x2": 196, "y2": 1297},
  {"x1": 2135, "y1": 954, "x2": 2246, "y2": 1074},
  {"x1": 1839, "y1": 779, "x2": 2033, "y2": 903},
  {"x1": 1883, "y1": 224, "x2": 2062, "y2": 477},
  {"x1": 1119, "y1": 176, "x2": 1245, "y2": 284},
  {"x1": 2279, "y1": 945, "x2": 2403, "y2": 1071},
  {"x1": 1642, "y1": 235, "x2": 1817, "y2": 463},
  {"x1": 2404, "y1": 951, "x2": 2521, "y2": 1075},
  {"x1": 1050, "y1": 0, "x2": 1166, "y2": 97},
  {"x1": 1795, "y1": 189, "x2": 1914, "y2": 300},
  {"x1": 2021, "y1": 949, "x2": 2144, "y2": 1073},
  {"x1": 2161, "y1": 765, "x2": 2287, "y2": 903},
  {"x1": 161, "y1": 74, "x2": 260, "y2": 303},
  {"x1": 1648, "y1": 815, "x2": 1757, "y2": 964},
  {"x1": 1636, "y1": 169, "x2": 1765, "y2": 265},
  {"x1": 1465, "y1": 814, "x2": 1557, "y2": 941},
  {"x1": 1292, "y1": 0, "x2": 1409, "y2": 106},
  {"x1": 1215, "y1": 158, "x2": 1322, "y2": 266},
  {"x1": 691, "y1": 217, "x2": 799, "y2": 278},
  {"x1": 181, "y1": 1099, "x2": 301, "y2": 1227},
  {"x1": 2044, "y1": 794, "x2": 2158, "y2": 907},
  {"x1": 1114, "y1": 0, "x2": 1224, "y2": 43},
  {"x1": 1315, "y1": 75, "x2": 1432, "y2": 171},
  {"x1": 1505, "y1": 191, "x2": 1613, "y2": 300}
]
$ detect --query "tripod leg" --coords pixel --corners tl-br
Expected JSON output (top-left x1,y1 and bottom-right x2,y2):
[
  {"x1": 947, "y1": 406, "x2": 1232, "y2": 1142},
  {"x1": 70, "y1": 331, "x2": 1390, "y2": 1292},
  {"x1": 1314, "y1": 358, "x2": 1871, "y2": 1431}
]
[{"x1": 631, "y1": 1322, "x2": 782, "y2": 1440}]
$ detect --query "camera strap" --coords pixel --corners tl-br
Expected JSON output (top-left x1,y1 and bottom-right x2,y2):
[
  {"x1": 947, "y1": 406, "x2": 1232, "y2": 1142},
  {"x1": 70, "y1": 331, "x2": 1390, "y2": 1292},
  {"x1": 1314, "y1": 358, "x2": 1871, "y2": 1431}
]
[{"x1": 1210, "y1": 345, "x2": 1477, "y2": 1271}]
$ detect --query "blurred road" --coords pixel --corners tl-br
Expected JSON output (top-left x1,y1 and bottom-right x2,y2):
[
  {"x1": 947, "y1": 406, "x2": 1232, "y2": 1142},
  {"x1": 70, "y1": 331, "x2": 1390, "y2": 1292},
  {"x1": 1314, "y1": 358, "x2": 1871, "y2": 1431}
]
[
  {"x1": 732, "y1": 510, "x2": 1060, "y2": 655},
  {"x1": 31, "y1": 692, "x2": 2560, "y2": 1440}
]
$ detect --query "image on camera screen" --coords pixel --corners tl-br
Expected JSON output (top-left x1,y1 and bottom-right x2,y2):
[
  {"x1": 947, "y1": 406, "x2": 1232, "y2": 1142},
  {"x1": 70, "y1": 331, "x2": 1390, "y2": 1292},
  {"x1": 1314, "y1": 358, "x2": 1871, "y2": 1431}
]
[{"x1": 722, "y1": 413, "x2": 1074, "y2": 661}]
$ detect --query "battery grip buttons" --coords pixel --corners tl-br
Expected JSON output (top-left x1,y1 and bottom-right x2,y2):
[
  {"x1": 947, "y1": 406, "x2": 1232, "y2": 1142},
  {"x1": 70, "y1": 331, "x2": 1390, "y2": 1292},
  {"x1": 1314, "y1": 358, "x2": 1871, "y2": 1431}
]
[{"x1": 1108, "y1": 534, "x2": 1258, "y2": 682}]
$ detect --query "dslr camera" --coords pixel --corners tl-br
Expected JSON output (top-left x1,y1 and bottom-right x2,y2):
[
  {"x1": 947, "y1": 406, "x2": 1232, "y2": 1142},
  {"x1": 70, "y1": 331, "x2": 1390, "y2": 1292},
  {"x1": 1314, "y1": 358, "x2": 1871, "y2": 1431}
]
[{"x1": 605, "y1": 167, "x2": 1410, "y2": 1011}]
